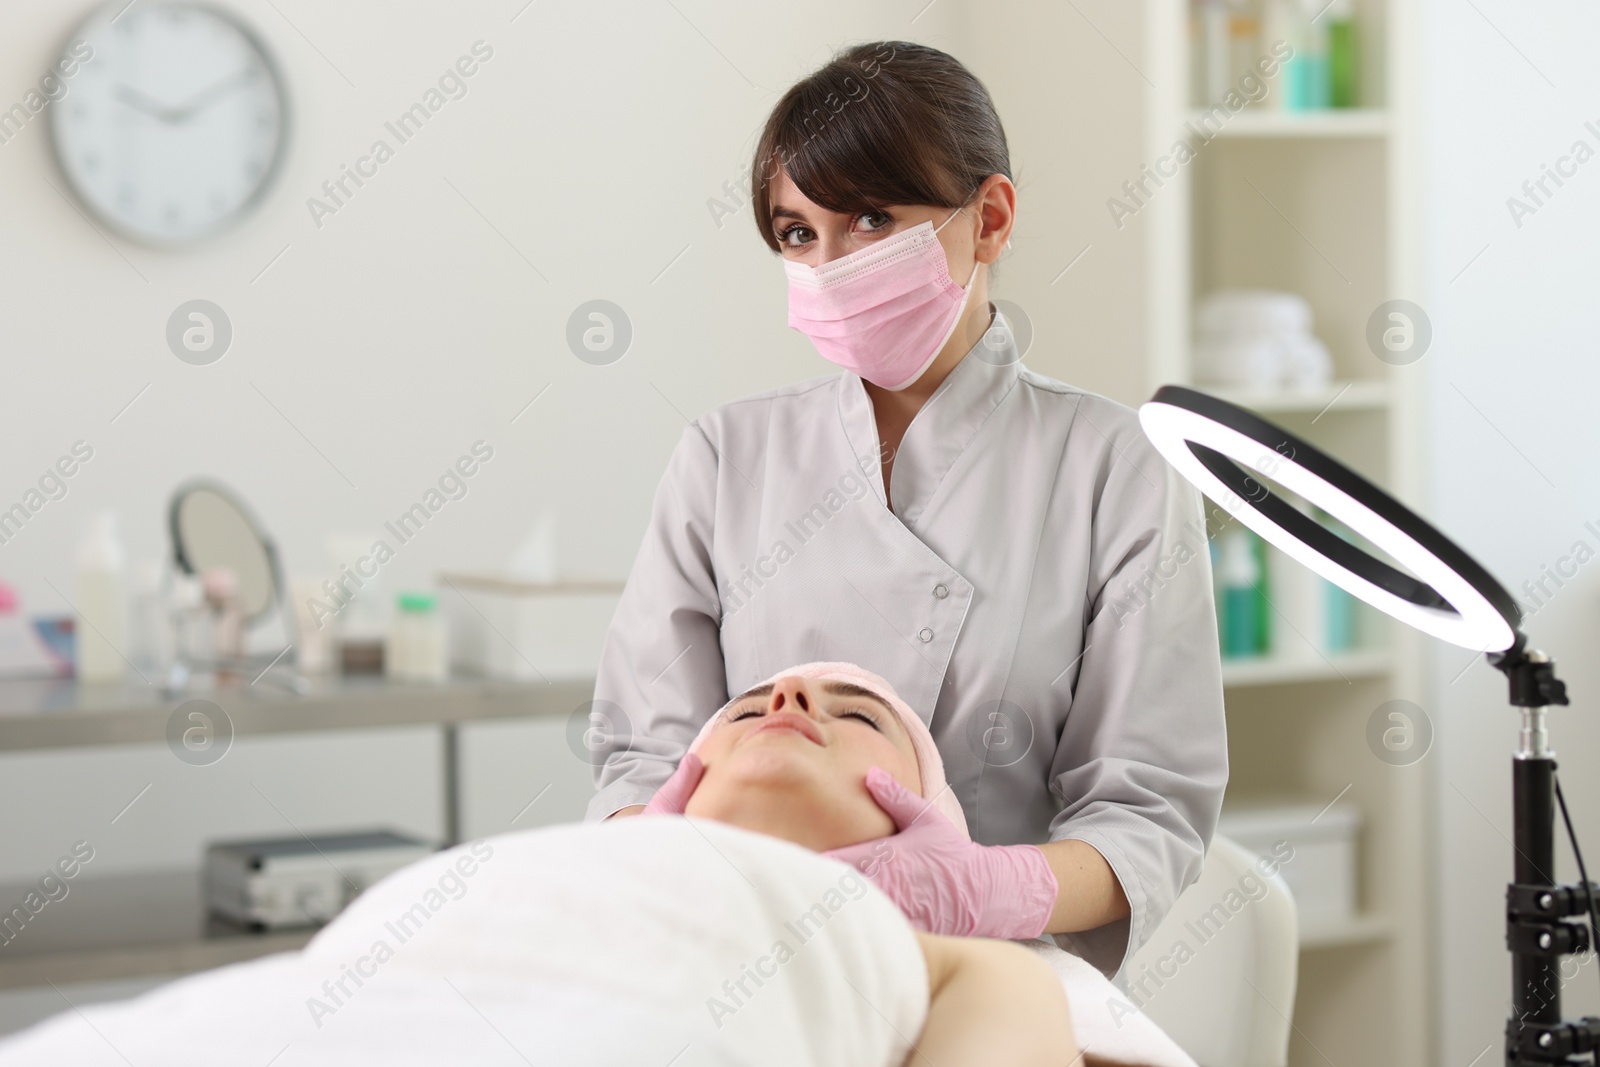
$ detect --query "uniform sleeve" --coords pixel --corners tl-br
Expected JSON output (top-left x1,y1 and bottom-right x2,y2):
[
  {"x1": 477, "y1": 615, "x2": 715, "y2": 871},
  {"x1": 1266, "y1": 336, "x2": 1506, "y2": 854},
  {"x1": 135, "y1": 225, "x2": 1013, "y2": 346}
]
[
  {"x1": 1045, "y1": 410, "x2": 1229, "y2": 981},
  {"x1": 583, "y1": 421, "x2": 731, "y2": 821}
]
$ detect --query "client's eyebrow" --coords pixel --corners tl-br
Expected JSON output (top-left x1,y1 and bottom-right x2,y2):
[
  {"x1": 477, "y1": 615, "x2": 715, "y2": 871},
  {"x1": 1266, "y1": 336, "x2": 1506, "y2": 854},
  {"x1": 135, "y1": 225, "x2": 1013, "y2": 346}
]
[
  {"x1": 731, "y1": 682, "x2": 775, "y2": 704},
  {"x1": 820, "y1": 680, "x2": 894, "y2": 713}
]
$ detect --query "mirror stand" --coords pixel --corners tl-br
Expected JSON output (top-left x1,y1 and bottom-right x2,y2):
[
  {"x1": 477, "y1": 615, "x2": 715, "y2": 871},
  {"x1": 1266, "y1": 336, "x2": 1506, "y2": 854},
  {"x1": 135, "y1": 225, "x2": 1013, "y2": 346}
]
[{"x1": 166, "y1": 480, "x2": 312, "y2": 699}]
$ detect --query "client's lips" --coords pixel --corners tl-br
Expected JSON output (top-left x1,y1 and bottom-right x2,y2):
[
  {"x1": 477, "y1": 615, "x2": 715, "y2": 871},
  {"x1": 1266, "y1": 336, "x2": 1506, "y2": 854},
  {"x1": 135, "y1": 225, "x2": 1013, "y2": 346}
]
[{"x1": 749, "y1": 712, "x2": 824, "y2": 746}]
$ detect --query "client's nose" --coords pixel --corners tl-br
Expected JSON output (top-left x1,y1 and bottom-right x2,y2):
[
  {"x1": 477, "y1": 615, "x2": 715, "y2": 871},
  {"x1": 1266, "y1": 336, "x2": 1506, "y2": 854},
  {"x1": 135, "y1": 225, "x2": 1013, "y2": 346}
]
[{"x1": 767, "y1": 675, "x2": 818, "y2": 718}]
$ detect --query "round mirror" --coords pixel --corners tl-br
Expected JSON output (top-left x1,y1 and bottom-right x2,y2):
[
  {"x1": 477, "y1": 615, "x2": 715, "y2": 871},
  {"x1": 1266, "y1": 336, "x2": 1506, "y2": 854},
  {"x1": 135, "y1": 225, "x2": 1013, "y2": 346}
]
[{"x1": 169, "y1": 481, "x2": 282, "y2": 625}]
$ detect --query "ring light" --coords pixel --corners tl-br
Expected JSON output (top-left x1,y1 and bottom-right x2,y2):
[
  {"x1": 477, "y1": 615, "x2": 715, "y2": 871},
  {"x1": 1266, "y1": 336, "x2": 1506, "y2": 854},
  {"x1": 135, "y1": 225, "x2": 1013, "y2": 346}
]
[
  {"x1": 1138, "y1": 385, "x2": 1520, "y2": 653},
  {"x1": 1138, "y1": 383, "x2": 1597, "y2": 1066}
]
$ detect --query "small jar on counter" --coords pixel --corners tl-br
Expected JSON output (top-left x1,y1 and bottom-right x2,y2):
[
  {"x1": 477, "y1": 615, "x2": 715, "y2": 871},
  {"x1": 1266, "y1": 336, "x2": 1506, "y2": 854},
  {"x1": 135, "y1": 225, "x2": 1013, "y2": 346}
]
[{"x1": 386, "y1": 592, "x2": 448, "y2": 682}]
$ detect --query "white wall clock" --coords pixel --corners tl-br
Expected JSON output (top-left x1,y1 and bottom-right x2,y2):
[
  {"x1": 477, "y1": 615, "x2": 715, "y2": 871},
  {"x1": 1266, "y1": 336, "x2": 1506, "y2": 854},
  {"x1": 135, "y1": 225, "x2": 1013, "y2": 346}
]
[{"x1": 51, "y1": 2, "x2": 288, "y2": 246}]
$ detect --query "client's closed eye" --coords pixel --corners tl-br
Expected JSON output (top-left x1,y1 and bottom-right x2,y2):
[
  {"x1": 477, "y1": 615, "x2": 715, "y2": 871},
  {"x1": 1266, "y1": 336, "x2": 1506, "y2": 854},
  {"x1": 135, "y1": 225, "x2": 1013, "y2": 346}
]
[
  {"x1": 724, "y1": 703, "x2": 880, "y2": 731},
  {"x1": 837, "y1": 707, "x2": 882, "y2": 732}
]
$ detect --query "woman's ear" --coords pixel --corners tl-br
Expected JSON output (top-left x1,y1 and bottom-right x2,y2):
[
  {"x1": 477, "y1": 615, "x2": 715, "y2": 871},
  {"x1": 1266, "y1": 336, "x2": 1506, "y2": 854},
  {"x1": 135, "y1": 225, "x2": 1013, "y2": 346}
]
[{"x1": 973, "y1": 173, "x2": 1016, "y2": 265}]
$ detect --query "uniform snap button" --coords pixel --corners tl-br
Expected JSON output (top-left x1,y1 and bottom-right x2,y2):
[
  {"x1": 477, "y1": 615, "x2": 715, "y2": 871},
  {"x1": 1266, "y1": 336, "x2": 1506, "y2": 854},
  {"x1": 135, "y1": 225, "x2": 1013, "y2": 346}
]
[
  {"x1": 933, "y1": 583, "x2": 949, "y2": 599},
  {"x1": 917, "y1": 627, "x2": 934, "y2": 643}
]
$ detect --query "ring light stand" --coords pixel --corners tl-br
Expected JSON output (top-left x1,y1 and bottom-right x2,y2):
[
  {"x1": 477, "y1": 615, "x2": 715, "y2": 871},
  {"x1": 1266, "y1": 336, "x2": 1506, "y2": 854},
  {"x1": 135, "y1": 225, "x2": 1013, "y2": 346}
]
[{"x1": 1139, "y1": 385, "x2": 1599, "y2": 1065}]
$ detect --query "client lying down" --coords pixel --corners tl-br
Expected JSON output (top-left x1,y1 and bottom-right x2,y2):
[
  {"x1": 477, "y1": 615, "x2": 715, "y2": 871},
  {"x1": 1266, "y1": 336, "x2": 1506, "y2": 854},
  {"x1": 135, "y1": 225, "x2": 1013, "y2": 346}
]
[
  {"x1": 665, "y1": 661, "x2": 1194, "y2": 1067},
  {"x1": 0, "y1": 662, "x2": 1193, "y2": 1067}
]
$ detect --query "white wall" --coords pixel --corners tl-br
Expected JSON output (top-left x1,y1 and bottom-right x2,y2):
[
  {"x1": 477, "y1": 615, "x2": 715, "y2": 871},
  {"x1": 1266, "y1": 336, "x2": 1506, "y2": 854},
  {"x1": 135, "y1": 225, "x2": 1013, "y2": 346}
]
[
  {"x1": 0, "y1": 0, "x2": 963, "y2": 636},
  {"x1": 1421, "y1": 1, "x2": 1600, "y2": 1059},
  {"x1": 0, "y1": 0, "x2": 1149, "y2": 887},
  {"x1": 956, "y1": 0, "x2": 1152, "y2": 405}
]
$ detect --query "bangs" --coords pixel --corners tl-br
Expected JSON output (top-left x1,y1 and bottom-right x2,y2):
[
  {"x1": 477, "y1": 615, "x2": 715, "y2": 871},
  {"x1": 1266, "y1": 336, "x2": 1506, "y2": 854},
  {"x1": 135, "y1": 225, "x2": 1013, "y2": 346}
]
[
  {"x1": 765, "y1": 78, "x2": 961, "y2": 217},
  {"x1": 751, "y1": 42, "x2": 1009, "y2": 251}
]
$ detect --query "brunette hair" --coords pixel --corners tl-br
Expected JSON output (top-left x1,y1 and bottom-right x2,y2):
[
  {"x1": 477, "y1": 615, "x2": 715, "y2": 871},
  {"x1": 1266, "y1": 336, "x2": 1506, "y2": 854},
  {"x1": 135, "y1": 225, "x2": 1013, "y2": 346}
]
[{"x1": 750, "y1": 41, "x2": 1011, "y2": 252}]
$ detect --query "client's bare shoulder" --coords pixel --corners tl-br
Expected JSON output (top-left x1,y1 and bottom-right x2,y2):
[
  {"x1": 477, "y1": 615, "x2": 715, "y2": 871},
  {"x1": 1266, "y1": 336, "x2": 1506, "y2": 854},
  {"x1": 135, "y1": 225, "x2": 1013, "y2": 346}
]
[{"x1": 910, "y1": 931, "x2": 1076, "y2": 1066}]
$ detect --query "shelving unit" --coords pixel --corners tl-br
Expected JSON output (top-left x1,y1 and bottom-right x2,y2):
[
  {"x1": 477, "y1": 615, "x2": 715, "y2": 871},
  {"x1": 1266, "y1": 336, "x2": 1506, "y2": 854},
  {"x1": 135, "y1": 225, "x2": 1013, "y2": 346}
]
[
  {"x1": 1203, "y1": 376, "x2": 1390, "y2": 414},
  {"x1": 0, "y1": 870, "x2": 314, "y2": 992},
  {"x1": 1145, "y1": 3, "x2": 1428, "y2": 1066},
  {"x1": 1187, "y1": 107, "x2": 1392, "y2": 138},
  {"x1": 1220, "y1": 647, "x2": 1391, "y2": 687},
  {"x1": 0, "y1": 675, "x2": 585, "y2": 1002}
]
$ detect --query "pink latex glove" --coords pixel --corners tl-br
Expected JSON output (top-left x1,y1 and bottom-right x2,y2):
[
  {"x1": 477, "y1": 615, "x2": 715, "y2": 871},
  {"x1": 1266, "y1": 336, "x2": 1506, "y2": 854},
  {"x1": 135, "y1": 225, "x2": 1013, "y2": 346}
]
[
  {"x1": 824, "y1": 766, "x2": 1059, "y2": 940},
  {"x1": 639, "y1": 753, "x2": 705, "y2": 816}
]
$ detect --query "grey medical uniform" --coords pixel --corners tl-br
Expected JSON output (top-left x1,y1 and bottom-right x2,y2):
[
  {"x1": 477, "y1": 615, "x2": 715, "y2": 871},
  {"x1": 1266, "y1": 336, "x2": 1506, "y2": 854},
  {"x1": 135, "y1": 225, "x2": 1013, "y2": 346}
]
[{"x1": 584, "y1": 311, "x2": 1228, "y2": 979}]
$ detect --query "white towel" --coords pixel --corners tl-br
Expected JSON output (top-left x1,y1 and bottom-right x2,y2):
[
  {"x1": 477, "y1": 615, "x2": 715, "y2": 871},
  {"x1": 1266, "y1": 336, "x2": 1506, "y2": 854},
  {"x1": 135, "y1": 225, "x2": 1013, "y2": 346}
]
[
  {"x1": 0, "y1": 818, "x2": 1200, "y2": 1067},
  {"x1": 0, "y1": 818, "x2": 927, "y2": 1067},
  {"x1": 1018, "y1": 939, "x2": 1199, "y2": 1067}
]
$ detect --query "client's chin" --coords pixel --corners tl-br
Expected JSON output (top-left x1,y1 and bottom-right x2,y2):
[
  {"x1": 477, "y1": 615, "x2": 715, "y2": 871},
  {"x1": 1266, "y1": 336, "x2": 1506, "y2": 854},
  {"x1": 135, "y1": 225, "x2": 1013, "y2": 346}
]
[{"x1": 683, "y1": 740, "x2": 895, "y2": 853}]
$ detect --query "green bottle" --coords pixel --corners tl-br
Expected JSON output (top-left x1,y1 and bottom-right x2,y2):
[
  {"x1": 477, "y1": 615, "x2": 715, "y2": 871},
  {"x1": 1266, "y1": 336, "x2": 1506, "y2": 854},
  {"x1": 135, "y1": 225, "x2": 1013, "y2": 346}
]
[
  {"x1": 1251, "y1": 529, "x2": 1271, "y2": 653},
  {"x1": 1327, "y1": 0, "x2": 1357, "y2": 107},
  {"x1": 1216, "y1": 526, "x2": 1264, "y2": 659},
  {"x1": 1314, "y1": 508, "x2": 1359, "y2": 652}
]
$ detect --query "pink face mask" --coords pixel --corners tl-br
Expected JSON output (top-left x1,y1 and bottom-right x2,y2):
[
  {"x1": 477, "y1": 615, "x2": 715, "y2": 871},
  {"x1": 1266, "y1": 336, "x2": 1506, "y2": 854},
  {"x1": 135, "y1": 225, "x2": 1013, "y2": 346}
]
[{"x1": 784, "y1": 208, "x2": 981, "y2": 391}]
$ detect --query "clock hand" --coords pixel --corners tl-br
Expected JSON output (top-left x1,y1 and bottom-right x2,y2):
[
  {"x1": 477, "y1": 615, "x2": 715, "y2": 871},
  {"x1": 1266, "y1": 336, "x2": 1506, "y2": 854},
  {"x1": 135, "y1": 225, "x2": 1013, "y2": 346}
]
[
  {"x1": 113, "y1": 84, "x2": 183, "y2": 123},
  {"x1": 168, "y1": 69, "x2": 257, "y2": 123}
]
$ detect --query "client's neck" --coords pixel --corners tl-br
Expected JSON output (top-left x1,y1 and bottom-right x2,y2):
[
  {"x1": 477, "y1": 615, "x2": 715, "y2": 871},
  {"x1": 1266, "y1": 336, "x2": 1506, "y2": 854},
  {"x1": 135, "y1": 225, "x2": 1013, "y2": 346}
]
[{"x1": 690, "y1": 783, "x2": 875, "y2": 854}]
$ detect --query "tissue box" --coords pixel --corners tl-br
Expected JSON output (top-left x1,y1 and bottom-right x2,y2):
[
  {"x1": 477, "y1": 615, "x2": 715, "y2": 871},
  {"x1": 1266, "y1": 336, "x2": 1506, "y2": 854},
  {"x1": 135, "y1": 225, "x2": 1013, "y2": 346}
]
[
  {"x1": 438, "y1": 572, "x2": 622, "y2": 681},
  {"x1": 1216, "y1": 798, "x2": 1361, "y2": 925}
]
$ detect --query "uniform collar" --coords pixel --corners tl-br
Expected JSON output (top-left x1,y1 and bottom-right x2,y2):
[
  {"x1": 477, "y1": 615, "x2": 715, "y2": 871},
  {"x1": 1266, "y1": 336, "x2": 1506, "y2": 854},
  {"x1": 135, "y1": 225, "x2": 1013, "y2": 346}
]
[{"x1": 836, "y1": 303, "x2": 1024, "y2": 525}]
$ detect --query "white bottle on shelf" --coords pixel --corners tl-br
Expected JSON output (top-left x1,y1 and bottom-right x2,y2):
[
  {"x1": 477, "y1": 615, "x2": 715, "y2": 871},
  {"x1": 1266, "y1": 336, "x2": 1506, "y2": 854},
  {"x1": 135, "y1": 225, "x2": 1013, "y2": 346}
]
[
  {"x1": 76, "y1": 512, "x2": 127, "y2": 683},
  {"x1": 1265, "y1": 499, "x2": 1326, "y2": 657},
  {"x1": 290, "y1": 577, "x2": 335, "y2": 675},
  {"x1": 387, "y1": 592, "x2": 448, "y2": 682},
  {"x1": 128, "y1": 560, "x2": 172, "y2": 676},
  {"x1": 169, "y1": 573, "x2": 216, "y2": 687},
  {"x1": 1195, "y1": 0, "x2": 1231, "y2": 106},
  {"x1": 1261, "y1": 0, "x2": 1298, "y2": 111}
]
